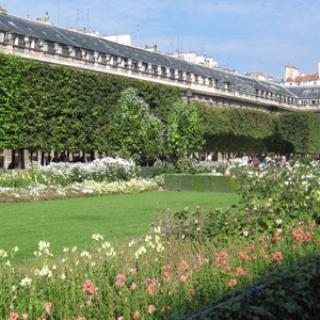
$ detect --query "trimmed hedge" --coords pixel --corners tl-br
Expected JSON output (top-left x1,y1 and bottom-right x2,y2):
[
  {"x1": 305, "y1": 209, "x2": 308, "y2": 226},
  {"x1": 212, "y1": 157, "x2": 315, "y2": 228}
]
[
  {"x1": 196, "y1": 102, "x2": 320, "y2": 154},
  {"x1": 0, "y1": 53, "x2": 181, "y2": 152},
  {"x1": 164, "y1": 174, "x2": 238, "y2": 192},
  {"x1": 1, "y1": 53, "x2": 320, "y2": 156},
  {"x1": 187, "y1": 256, "x2": 320, "y2": 320}
]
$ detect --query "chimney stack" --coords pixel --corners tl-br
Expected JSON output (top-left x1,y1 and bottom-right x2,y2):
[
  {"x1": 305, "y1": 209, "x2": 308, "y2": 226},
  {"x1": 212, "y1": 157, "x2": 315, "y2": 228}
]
[{"x1": 0, "y1": 4, "x2": 7, "y2": 14}]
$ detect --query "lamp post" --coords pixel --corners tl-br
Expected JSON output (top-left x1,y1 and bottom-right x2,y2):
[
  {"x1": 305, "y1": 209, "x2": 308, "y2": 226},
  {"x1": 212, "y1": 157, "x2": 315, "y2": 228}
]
[{"x1": 186, "y1": 88, "x2": 192, "y2": 105}]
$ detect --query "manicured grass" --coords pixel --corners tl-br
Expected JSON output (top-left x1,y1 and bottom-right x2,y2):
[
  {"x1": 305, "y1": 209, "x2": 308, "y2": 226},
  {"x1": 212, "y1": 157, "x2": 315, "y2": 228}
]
[{"x1": 0, "y1": 191, "x2": 239, "y2": 259}]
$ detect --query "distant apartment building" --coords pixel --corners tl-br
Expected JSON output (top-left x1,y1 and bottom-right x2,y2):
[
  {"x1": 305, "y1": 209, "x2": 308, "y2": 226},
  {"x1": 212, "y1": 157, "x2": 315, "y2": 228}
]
[
  {"x1": 169, "y1": 51, "x2": 218, "y2": 68},
  {"x1": 284, "y1": 64, "x2": 320, "y2": 87}
]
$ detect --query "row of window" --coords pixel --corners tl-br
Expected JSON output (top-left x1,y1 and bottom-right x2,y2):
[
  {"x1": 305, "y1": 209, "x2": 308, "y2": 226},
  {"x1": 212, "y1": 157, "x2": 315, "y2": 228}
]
[{"x1": 2, "y1": 32, "x2": 319, "y2": 106}]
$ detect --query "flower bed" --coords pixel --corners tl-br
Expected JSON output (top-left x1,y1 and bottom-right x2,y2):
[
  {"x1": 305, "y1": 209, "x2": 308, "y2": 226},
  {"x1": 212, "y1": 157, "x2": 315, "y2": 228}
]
[
  {"x1": 0, "y1": 178, "x2": 159, "y2": 203},
  {"x1": 0, "y1": 222, "x2": 319, "y2": 320}
]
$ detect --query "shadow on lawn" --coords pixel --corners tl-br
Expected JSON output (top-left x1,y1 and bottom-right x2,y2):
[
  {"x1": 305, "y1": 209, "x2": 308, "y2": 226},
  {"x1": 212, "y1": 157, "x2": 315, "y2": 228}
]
[{"x1": 175, "y1": 255, "x2": 320, "y2": 320}]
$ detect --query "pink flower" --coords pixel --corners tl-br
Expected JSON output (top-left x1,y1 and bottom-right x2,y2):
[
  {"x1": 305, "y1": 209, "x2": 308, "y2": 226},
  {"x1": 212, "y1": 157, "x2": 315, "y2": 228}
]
[
  {"x1": 235, "y1": 267, "x2": 245, "y2": 277},
  {"x1": 147, "y1": 282, "x2": 157, "y2": 295},
  {"x1": 117, "y1": 317, "x2": 124, "y2": 320},
  {"x1": 75, "y1": 317, "x2": 86, "y2": 320},
  {"x1": 133, "y1": 311, "x2": 140, "y2": 319},
  {"x1": 180, "y1": 274, "x2": 188, "y2": 284},
  {"x1": 292, "y1": 228, "x2": 304, "y2": 241},
  {"x1": 116, "y1": 273, "x2": 127, "y2": 287},
  {"x1": 272, "y1": 232, "x2": 281, "y2": 242},
  {"x1": 189, "y1": 288, "x2": 196, "y2": 299},
  {"x1": 148, "y1": 305, "x2": 156, "y2": 315},
  {"x1": 304, "y1": 232, "x2": 312, "y2": 241},
  {"x1": 238, "y1": 251, "x2": 248, "y2": 261},
  {"x1": 130, "y1": 282, "x2": 137, "y2": 292},
  {"x1": 163, "y1": 264, "x2": 171, "y2": 272},
  {"x1": 22, "y1": 314, "x2": 28, "y2": 320},
  {"x1": 228, "y1": 278, "x2": 237, "y2": 288},
  {"x1": 258, "y1": 236, "x2": 265, "y2": 243},
  {"x1": 86, "y1": 300, "x2": 92, "y2": 307},
  {"x1": 272, "y1": 251, "x2": 283, "y2": 262},
  {"x1": 130, "y1": 268, "x2": 137, "y2": 276},
  {"x1": 83, "y1": 280, "x2": 96, "y2": 296},
  {"x1": 180, "y1": 260, "x2": 190, "y2": 272},
  {"x1": 162, "y1": 271, "x2": 170, "y2": 282},
  {"x1": 9, "y1": 312, "x2": 19, "y2": 320},
  {"x1": 44, "y1": 303, "x2": 52, "y2": 315}
]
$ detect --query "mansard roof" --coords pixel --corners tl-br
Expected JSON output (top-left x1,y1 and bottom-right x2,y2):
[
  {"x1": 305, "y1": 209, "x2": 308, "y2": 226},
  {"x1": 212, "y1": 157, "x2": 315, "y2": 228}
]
[
  {"x1": 287, "y1": 86, "x2": 320, "y2": 99},
  {"x1": 0, "y1": 12, "x2": 300, "y2": 99}
]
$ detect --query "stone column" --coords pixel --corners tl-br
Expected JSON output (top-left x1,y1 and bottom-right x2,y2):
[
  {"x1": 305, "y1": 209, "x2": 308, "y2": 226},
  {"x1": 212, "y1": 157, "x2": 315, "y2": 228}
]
[
  {"x1": 4, "y1": 149, "x2": 12, "y2": 169},
  {"x1": 24, "y1": 150, "x2": 32, "y2": 169}
]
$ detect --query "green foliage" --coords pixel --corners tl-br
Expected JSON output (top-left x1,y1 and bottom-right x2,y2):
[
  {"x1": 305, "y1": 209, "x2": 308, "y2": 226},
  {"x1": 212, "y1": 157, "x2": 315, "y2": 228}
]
[
  {"x1": 277, "y1": 112, "x2": 320, "y2": 154},
  {"x1": 0, "y1": 53, "x2": 180, "y2": 152},
  {"x1": 159, "y1": 162, "x2": 320, "y2": 241},
  {"x1": 195, "y1": 102, "x2": 320, "y2": 154},
  {"x1": 165, "y1": 102, "x2": 204, "y2": 161},
  {"x1": 195, "y1": 103, "x2": 276, "y2": 153},
  {"x1": 164, "y1": 175, "x2": 238, "y2": 192},
  {"x1": 210, "y1": 256, "x2": 320, "y2": 320},
  {"x1": 99, "y1": 88, "x2": 163, "y2": 164}
]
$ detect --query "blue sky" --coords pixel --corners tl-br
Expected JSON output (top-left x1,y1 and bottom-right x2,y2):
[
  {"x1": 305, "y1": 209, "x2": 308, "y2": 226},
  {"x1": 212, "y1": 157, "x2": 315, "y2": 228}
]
[{"x1": 4, "y1": 0, "x2": 320, "y2": 77}]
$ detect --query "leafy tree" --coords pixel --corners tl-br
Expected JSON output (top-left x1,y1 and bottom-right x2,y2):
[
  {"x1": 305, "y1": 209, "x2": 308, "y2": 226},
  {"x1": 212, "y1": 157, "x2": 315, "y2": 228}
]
[
  {"x1": 165, "y1": 102, "x2": 204, "y2": 162},
  {"x1": 100, "y1": 88, "x2": 164, "y2": 165}
]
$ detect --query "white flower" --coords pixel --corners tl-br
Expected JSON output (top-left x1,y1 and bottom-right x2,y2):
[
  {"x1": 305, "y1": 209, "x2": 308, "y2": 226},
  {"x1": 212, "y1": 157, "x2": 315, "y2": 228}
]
[
  {"x1": 80, "y1": 251, "x2": 91, "y2": 259},
  {"x1": 61, "y1": 273, "x2": 66, "y2": 280},
  {"x1": 92, "y1": 233, "x2": 104, "y2": 242},
  {"x1": 154, "y1": 226, "x2": 161, "y2": 234},
  {"x1": 128, "y1": 240, "x2": 136, "y2": 247},
  {"x1": 275, "y1": 219, "x2": 283, "y2": 225},
  {"x1": 0, "y1": 249, "x2": 8, "y2": 259},
  {"x1": 12, "y1": 246, "x2": 19, "y2": 253},
  {"x1": 134, "y1": 246, "x2": 147, "y2": 259},
  {"x1": 34, "y1": 265, "x2": 52, "y2": 278},
  {"x1": 20, "y1": 277, "x2": 32, "y2": 287},
  {"x1": 243, "y1": 231, "x2": 249, "y2": 237}
]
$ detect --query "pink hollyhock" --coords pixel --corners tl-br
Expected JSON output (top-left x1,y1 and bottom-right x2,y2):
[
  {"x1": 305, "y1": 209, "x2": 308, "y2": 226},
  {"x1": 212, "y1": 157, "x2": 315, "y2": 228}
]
[
  {"x1": 133, "y1": 311, "x2": 140, "y2": 319},
  {"x1": 86, "y1": 300, "x2": 92, "y2": 307},
  {"x1": 22, "y1": 314, "x2": 28, "y2": 320},
  {"x1": 116, "y1": 273, "x2": 127, "y2": 287}
]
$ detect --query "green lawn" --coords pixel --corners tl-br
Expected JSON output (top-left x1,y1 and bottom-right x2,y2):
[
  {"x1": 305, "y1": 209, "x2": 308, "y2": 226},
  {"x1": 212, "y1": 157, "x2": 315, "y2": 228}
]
[{"x1": 0, "y1": 192, "x2": 239, "y2": 259}]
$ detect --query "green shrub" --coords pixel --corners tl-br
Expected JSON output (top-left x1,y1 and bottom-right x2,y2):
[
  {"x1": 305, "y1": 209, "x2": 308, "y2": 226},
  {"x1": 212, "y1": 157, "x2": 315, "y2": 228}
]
[
  {"x1": 164, "y1": 174, "x2": 238, "y2": 192},
  {"x1": 204, "y1": 256, "x2": 320, "y2": 320}
]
